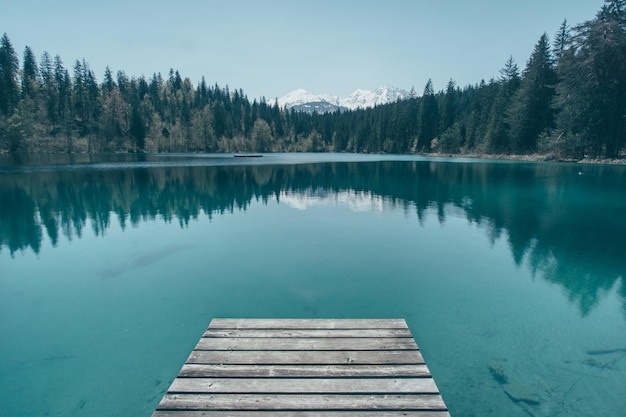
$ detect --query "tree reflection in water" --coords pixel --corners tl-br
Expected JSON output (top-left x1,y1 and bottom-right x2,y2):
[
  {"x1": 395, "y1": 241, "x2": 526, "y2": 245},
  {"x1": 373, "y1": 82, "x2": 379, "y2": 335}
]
[{"x1": 1, "y1": 157, "x2": 625, "y2": 316}]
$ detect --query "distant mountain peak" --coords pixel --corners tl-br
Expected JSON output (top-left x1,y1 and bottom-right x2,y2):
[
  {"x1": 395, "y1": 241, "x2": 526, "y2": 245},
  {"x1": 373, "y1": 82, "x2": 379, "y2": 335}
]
[
  {"x1": 279, "y1": 89, "x2": 317, "y2": 104},
  {"x1": 276, "y1": 86, "x2": 410, "y2": 114}
]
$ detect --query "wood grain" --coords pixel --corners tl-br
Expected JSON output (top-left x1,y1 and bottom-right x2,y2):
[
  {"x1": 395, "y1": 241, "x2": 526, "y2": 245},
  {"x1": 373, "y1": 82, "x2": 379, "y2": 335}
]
[{"x1": 151, "y1": 319, "x2": 449, "y2": 416}]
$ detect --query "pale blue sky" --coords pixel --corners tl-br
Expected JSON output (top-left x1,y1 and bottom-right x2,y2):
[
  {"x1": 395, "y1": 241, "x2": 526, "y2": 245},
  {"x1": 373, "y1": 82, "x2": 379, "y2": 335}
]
[{"x1": 3, "y1": 0, "x2": 605, "y2": 100}]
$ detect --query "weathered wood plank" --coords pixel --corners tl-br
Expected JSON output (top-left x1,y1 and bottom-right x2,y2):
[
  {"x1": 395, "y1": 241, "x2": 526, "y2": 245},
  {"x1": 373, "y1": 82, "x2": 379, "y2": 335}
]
[
  {"x1": 169, "y1": 377, "x2": 439, "y2": 394},
  {"x1": 157, "y1": 394, "x2": 447, "y2": 411},
  {"x1": 152, "y1": 319, "x2": 450, "y2": 416},
  {"x1": 203, "y1": 328, "x2": 413, "y2": 338},
  {"x1": 208, "y1": 319, "x2": 408, "y2": 330},
  {"x1": 195, "y1": 337, "x2": 417, "y2": 351},
  {"x1": 179, "y1": 364, "x2": 432, "y2": 378},
  {"x1": 187, "y1": 350, "x2": 424, "y2": 365},
  {"x1": 153, "y1": 411, "x2": 452, "y2": 417}
]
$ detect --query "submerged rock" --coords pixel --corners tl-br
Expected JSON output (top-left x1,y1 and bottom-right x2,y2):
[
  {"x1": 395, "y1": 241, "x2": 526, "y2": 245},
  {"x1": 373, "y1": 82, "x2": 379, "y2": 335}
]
[
  {"x1": 503, "y1": 382, "x2": 541, "y2": 405},
  {"x1": 488, "y1": 362, "x2": 508, "y2": 384}
]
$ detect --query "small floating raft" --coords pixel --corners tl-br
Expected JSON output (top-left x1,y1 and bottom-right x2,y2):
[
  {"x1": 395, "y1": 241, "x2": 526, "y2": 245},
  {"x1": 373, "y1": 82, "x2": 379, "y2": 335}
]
[
  {"x1": 234, "y1": 154, "x2": 263, "y2": 158},
  {"x1": 152, "y1": 318, "x2": 450, "y2": 416}
]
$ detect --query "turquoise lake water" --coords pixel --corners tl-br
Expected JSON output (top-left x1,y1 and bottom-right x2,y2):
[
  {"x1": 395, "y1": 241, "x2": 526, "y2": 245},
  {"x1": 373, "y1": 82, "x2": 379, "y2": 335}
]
[{"x1": 1, "y1": 153, "x2": 625, "y2": 417}]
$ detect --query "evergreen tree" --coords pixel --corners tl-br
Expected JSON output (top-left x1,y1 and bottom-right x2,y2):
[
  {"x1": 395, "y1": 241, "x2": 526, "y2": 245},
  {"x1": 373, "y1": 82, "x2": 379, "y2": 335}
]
[
  {"x1": 38, "y1": 51, "x2": 53, "y2": 86},
  {"x1": 507, "y1": 34, "x2": 557, "y2": 153},
  {"x1": 500, "y1": 56, "x2": 521, "y2": 87},
  {"x1": 73, "y1": 60, "x2": 87, "y2": 129},
  {"x1": 70, "y1": 58, "x2": 100, "y2": 141},
  {"x1": 441, "y1": 79, "x2": 457, "y2": 132},
  {"x1": 53, "y1": 55, "x2": 72, "y2": 148},
  {"x1": 463, "y1": 80, "x2": 498, "y2": 151},
  {"x1": 195, "y1": 76, "x2": 208, "y2": 108},
  {"x1": 39, "y1": 51, "x2": 58, "y2": 129},
  {"x1": 604, "y1": 0, "x2": 626, "y2": 19},
  {"x1": 399, "y1": 97, "x2": 418, "y2": 152},
  {"x1": 416, "y1": 79, "x2": 439, "y2": 151},
  {"x1": 555, "y1": 0, "x2": 626, "y2": 158},
  {"x1": 212, "y1": 101, "x2": 227, "y2": 138},
  {"x1": 553, "y1": 19, "x2": 571, "y2": 62},
  {"x1": 129, "y1": 106, "x2": 146, "y2": 150},
  {"x1": 0, "y1": 33, "x2": 19, "y2": 115},
  {"x1": 21, "y1": 46, "x2": 39, "y2": 99},
  {"x1": 103, "y1": 66, "x2": 115, "y2": 93},
  {"x1": 484, "y1": 56, "x2": 520, "y2": 152},
  {"x1": 270, "y1": 101, "x2": 284, "y2": 137},
  {"x1": 116, "y1": 70, "x2": 129, "y2": 100}
]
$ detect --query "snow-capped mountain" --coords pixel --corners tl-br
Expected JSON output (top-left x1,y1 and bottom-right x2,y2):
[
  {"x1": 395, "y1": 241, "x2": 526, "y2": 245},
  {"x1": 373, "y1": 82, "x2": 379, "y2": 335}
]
[
  {"x1": 275, "y1": 89, "x2": 344, "y2": 114},
  {"x1": 276, "y1": 86, "x2": 411, "y2": 113}
]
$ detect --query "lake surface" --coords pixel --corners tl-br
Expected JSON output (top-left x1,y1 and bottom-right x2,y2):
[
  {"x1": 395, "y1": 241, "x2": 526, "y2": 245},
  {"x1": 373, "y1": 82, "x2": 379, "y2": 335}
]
[{"x1": 1, "y1": 153, "x2": 625, "y2": 417}]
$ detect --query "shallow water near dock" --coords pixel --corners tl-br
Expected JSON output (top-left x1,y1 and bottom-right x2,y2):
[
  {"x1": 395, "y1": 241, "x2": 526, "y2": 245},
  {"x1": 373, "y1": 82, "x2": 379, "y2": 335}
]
[{"x1": 1, "y1": 153, "x2": 626, "y2": 417}]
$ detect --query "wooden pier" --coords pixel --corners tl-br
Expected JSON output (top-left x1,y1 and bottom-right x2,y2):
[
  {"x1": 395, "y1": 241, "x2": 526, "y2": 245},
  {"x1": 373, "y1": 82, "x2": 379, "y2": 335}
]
[{"x1": 152, "y1": 318, "x2": 450, "y2": 416}]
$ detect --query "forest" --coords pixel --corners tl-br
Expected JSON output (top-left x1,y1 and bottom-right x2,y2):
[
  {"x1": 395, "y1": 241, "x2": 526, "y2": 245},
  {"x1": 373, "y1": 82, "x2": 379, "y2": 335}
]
[{"x1": 0, "y1": 0, "x2": 625, "y2": 159}]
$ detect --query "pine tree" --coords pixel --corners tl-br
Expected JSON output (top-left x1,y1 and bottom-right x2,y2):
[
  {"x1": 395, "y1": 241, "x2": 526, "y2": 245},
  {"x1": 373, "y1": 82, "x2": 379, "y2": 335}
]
[
  {"x1": 507, "y1": 34, "x2": 557, "y2": 153},
  {"x1": 212, "y1": 101, "x2": 227, "y2": 139},
  {"x1": 416, "y1": 79, "x2": 439, "y2": 151},
  {"x1": 553, "y1": 19, "x2": 571, "y2": 62},
  {"x1": 73, "y1": 60, "x2": 87, "y2": 129},
  {"x1": 195, "y1": 77, "x2": 207, "y2": 108},
  {"x1": 441, "y1": 79, "x2": 457, "y2": 131},
  {"x1": 500, "y1": 56, "x2": 521, "y2": 87},
  {"x1": 399, "y1": 96, "x2": 418, "y2": 152},
  {"x1": 129, "y1": 106, "x2": 146, "y2": 150},
  {"x1": 103, "y1": 66, "x2": 115, "y2": 93},
  {"x1": 555, "y1": 0, "x2": 626, "y2": 158},
  {"x1": 484, "y1": 57, "x2": 520, "y2": 152},
  {"x1": 116, "y1": 70, "x2": 129, "y2": 100},
  {"x1": 21, "y1": 46, "x2": 39, "y2": 99},
  {"x1": 148, "y1": 73, "x2": 163, "y2": 115},
  {"x1": 604, "y1": 0, "x2": 626, "y2": 20},
  {"x1": 0, "y1": 33, "x2": 19, "y2": 115},
  {"x1": 38, "y1": 51, "x2": 58, "y2": 129},
  {"x1": 53, "y1": 55, "x2": 72, "y2": 147}
]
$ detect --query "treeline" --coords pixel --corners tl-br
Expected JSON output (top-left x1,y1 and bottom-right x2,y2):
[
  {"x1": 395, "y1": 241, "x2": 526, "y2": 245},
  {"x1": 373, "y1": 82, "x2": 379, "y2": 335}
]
[{"x1": 1, "y1": 0, "x2": 624, "y2": 158}]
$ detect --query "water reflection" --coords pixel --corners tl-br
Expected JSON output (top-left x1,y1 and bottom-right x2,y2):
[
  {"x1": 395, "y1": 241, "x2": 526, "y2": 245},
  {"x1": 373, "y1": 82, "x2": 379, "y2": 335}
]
[
  {"x1": 280, "y1": 190, "x2": 386, "y2": 212},
  {"x1": 1, "y1": 158, "x2": 625, "y2": 316}
]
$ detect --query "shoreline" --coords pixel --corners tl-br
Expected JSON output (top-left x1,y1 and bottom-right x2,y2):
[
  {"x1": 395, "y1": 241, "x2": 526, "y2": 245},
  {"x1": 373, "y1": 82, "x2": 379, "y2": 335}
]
[
  {"x1": 423, "y1": 152, "x2": 626, "y2": 165},
  {"x1": 2, "y1": 150, "x2": 625, "y2": 166}
]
